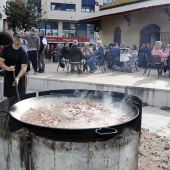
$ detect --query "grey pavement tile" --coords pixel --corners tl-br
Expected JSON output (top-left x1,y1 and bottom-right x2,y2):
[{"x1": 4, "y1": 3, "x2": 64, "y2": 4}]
[
  {"x1": 142, "y1": 113, "x2": 168, "y2": 121},
  {"x1": 142, "y1": 106, "x2": 161, "y2": 113},
  {"x1": 28, "y1": 62, "x2": 170, "y2": 91},
  {"x1": 154, "y1": 109, "x2": 170, "y2": 116},
  {"x1": 143, "y1": 118, "x2": 170, "y2": 130}
]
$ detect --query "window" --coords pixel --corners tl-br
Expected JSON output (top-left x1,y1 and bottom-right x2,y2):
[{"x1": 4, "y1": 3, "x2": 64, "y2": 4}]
[
  {"x1": 65, "y1": 4, "x2": 75, "y2": 11},
  {"x1": 77, "y1": 24, "x2": 94, "y2": 38},
  {"x1": 51, "y1": 3, "x2": 60, "y2": 10},
  {"x1": 62, "y1": 23, "x2": 94, "y2": 38},
  {"x1": 51, "y1": 3, "x2": 75, "y2": 11},
  {"x1": 45, "y1": 22, "x2": 58, "y2": 37},
  {"x1": 103, "y1": 0, "x2": 113, "y2": 4},
  {"x1": 87, "y1": 24, "x2": 94, "y2": 38},
  {"x1": 81, "y1": 6, "x2": 94, "y2": 12},
  {"x1": 81, "y1": 0, "x2": 95, "y2": 12},
  {"x1": 62, "y1": 23, "x2": 76, "y2": 37}
]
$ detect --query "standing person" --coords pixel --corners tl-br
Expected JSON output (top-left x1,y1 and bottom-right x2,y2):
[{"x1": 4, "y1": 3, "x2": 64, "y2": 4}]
[
  {"x1": 60, "y1": 40, "x2": 70, "y2": 61},
  {"x1": 141, "y1": 43, "x2": 151, "y2": 56},
  {"x1": 120, "y1": 42, "x2": 126, "y2": 48},
  {"x1": 0, "y1": 32, "x2": 29, "y2": 98},
  {"x1": 23, "y1": 27, "x2": 40, "y2": 75},
  {"x1": 38, "y1": 30, "x2": 47, "y2": 73}
]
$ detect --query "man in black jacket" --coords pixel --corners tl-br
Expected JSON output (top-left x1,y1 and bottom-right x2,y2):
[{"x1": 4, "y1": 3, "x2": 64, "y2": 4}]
[
  {"x1": 69, "y1": 40, "x2": 84, "y2": 74},
  {"x1": 38, "y1": 30, "x2": 47, "y2": 73}
]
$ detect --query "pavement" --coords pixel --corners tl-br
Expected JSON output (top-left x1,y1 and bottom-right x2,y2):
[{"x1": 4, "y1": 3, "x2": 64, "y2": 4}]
[
  {"x1": 142, "y1": 106, "x2": 170, "y2": 142},
  {"x1": 20, "y1": 62, "x2": 170, "y2": 143},
  {"x1": 28, "y1": 61, "x2": 170, "y2": 90}
]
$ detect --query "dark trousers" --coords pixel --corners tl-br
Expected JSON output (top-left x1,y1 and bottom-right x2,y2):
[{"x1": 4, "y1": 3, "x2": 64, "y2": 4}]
[{"x1": 27, "y1": 50, "x2": 38, "y2": 72}]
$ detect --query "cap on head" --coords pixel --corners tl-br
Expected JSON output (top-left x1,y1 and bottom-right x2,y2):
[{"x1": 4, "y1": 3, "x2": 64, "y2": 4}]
[
  {"x1": 73, "y1": 40, "x2": 78, "y2": 46},
  {"x1": 31, "y1": 27, "x2": 36, "y2": 33},
  {"x1": 13, "y1": 32, "x2": 23, "y2": 38}
]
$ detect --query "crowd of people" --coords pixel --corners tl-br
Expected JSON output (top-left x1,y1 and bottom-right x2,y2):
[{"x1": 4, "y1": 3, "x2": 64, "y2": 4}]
[
  {"x1": 31, "y1": 38, "x2": 170, "y2": 76},
  {"x1": 0, "y1": 27, "x2": 170, "y2": 99}
]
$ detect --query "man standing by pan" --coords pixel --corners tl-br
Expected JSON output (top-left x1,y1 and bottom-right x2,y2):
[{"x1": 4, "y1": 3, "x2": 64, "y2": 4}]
[
  {"x1": 38, "y1": 30, "x2": 47, "y2": 73},
  {"x1": 0, "y1": 32, "x2": 29, "y2": 98},
  {"x1": 23, "y1": 27, "x2": 40, "y2": 75}
]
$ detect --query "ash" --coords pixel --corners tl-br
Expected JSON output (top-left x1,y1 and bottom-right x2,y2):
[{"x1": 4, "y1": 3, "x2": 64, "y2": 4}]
[{"x1": 139, "y1": 129, "x2": 170, "y2": 170}]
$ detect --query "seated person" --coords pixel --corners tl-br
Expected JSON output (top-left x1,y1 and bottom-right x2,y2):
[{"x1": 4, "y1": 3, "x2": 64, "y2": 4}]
[
  {"x1": 61, "y1": 40, "x2": 70, "y2": 60},
  {"x1": 69, "y1": 40, "x2": 84, "y2": 74},
  {"x1": 81, "y1": 42, "x2": 93, "y2": 56},
  {"x1": 151, "y1": 41, "x2": 170, "y2": 76},
  {"x1": 81, "y1": 42, "x2": 93, "y2": 71},
  {"x1": 86, "y1": 40, "x2": 105, "y2": 73},
  {"x1": 110, "y1": 42, "x2": 121, "y2": 68}
]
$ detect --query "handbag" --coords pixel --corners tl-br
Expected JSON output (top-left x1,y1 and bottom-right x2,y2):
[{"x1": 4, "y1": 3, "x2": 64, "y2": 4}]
[{"x1": 59, "y1": 62, "x2": 65, "y2": 68}]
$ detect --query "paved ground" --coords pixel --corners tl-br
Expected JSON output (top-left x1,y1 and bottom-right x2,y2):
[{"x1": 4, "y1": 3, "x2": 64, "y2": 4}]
[
  {"x1": 28, "y1": 61, "x2": 170, "y2": 90},
  {"x1": 27, "y1": 62, "x2": 170, "y2": 143},
  {"x1": 142, "y1": 106, "x2": 170, "y2": 142}
]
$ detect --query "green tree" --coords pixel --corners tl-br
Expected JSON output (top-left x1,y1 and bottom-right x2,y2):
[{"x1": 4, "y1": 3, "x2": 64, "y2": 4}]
[{"x1": 3, "y1": 0, "x2": 42, "y2": 31}]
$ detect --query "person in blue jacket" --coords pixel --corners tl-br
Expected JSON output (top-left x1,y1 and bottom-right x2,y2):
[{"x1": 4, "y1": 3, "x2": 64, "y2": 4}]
[{"x1": 86, "y1": 40, "x2": 105, "y2": 73}]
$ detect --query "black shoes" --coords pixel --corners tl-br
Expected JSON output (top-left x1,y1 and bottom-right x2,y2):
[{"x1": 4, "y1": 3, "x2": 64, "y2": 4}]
[
  {"x1": 77, "y1": 69, "x2": 82, "y2": 75},
  {"x1": 37, "y1": 70, "x2": 45, "y2": 73}
]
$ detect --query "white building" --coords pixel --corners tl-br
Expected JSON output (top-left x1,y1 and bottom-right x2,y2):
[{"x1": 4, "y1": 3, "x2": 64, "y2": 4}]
[
  {"x1": 40, "y1": 0, "x2": 104, "y2": 44},
  {"x1": 0, "y1": 0, "x2": 8, "y2": 31},
  {"x1": 1, "y1": 0, "x2": 113, "y2": 44}
]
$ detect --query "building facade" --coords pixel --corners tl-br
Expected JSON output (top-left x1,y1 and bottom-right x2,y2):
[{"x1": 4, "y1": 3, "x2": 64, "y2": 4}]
[
  {"x1": 1, "y1": 0, "x2": 108, "y2": 44},
  {"x1": 0, "y1": 0, "x2": 8, "y2": 31},
  {"x1": 39, "y1": 0, "x2": 104, "y2": 44},
  {"x1": 79, "y1": 0, "x2": 170, "y2": 49}
]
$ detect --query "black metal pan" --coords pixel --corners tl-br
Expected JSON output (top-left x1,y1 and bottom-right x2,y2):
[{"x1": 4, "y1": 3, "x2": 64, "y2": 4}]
[{"x1": 6, "y1": 90, "x2": 141, "y2": 142}]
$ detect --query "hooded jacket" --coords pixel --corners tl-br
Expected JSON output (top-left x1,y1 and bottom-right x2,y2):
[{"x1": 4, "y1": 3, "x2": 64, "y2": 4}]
[{"x1": 23, "y1": 33, "x2": 40, "y2": 52}]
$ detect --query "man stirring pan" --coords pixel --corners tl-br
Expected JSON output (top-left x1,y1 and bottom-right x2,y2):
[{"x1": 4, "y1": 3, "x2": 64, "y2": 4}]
[{"x1": 0, "y1": 32, "x2": 29, "y2": 98}]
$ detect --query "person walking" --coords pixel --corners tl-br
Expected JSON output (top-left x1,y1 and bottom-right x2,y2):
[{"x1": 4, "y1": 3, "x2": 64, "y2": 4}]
[
  {"x1": 23, "y1": 27, "x2": 40, "y2": 75},
  {"x1": 38, "y1": 30, "x2": 47, "y2": 73},
  {"x1": 0, "y1": 32, "x2": 29, "y2": 98}
]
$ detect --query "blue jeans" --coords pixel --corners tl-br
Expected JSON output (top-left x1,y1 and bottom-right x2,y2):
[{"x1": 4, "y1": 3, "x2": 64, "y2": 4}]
[
  {"x1": 38, "y1": 54, "x2": 46, "y2": 71},
  {"x1": 86, "y1": 57, "x2": 99, "y2": 71}
]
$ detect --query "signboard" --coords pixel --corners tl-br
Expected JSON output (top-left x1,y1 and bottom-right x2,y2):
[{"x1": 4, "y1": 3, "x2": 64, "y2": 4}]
[{"x1": 46, "y1": 37, "x2": 90, "y2": 43}]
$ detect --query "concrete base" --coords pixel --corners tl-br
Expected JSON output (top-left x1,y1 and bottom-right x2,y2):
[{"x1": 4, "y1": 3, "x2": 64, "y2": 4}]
[{"x1": 28, "y1": 77, "x2": 170, "y2": 107}]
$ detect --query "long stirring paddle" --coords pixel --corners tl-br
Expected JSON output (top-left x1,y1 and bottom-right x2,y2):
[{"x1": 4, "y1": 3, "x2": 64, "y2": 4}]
[{"x1": 12, "y1": 71, "x2": 20, "y2": 101}]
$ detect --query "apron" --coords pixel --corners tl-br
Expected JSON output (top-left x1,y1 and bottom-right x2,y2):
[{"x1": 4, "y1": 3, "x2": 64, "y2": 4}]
[{"x1": 4, "y1": 71, "x2": 26, "y2": 98}]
